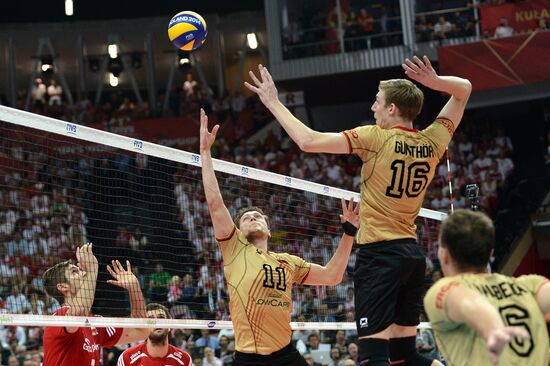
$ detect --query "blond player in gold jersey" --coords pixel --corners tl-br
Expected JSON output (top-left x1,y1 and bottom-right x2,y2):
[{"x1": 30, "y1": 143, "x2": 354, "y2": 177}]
[
  {"x1": 198, "y1": 109, "x2": 360, "y2": 366},
  {"x1": 425, "y1": 209, "x2": 549, "y2": 365},
  {"x1": 245, "y1": 56, "x2": 472, "y2": 366}
]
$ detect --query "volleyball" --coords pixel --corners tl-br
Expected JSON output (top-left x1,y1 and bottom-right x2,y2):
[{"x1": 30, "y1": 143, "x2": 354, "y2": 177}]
[{"x1": 168, "y1": 11, "x2": 208, "y2": 51}]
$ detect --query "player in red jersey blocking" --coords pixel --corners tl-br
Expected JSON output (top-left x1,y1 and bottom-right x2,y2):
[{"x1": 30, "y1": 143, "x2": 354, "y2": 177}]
[
  {"x1": 117, "y1": 303, "x2": 192, "y2": 366},
  {"x1": 42, "y1": 243, "x2": 149, "y2": 366}
]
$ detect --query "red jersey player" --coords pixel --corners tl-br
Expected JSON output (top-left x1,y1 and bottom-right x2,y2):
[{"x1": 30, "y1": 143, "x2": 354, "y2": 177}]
[
  {"x1": 42, "y1": 244, "x2": 149, "y2": 366},
  {"x1": 117, "y1": 303, "x2": 192, "y2": 366}
]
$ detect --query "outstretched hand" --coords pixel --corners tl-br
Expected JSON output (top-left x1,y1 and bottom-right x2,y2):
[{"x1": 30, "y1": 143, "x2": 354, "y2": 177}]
[
  {"x1": 339, "y1": 197, "x2": 360, "y2": 228},
  {"x1": 76, "y1": 243, "x2": 98, "y2": 273},
  {"x1": 486, "y1": 326, "x2": 530, "y2": 365},
  {"x1": 402, "y1": 55, "x2": 440, "y2": 90},
  {"x1": 199, "y1": 108, "x2": 219, "y2": 152},
  {"x1": 244, "y1": 64, "x2": 279, "y2": 107},
  {"x1": 106, "y1": 260, "x2": 138, "y2": 290}
]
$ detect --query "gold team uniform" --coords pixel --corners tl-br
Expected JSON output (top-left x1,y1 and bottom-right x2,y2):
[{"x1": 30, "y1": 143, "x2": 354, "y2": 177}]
[
  {"x1": 425, "y1": 274, "x2": 549, "y2": 366},
  {"x1": 342, "y1": 118, "x2": 454, "y2": 244},
  {"x1": 341, "y1": 118, "x2": 455, "y2": 336},
  {"x1": 217, "y1": 227, "x2": 311, "y2": 355}
]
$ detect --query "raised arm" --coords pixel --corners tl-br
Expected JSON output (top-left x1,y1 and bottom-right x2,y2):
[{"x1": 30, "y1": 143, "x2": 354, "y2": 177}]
[
  {"x1": 402, "y1": 55, "x2": 472, "y2": 128},
  {"x1": 444, "y1": 285, "x2": 529, "y2": 364},
  {"x1": 199, "y1": 109, "x2": 235, "y2": 239},
  {"x1": 67, "y1": 244, "x2": 98, "y2": 317},
  {"x1": 106, "y1": 260, "x2": 149, "y2": 344},
  {"x1": 245, "y1": 65, "x2": 348, "y2": 154},
  {"x1": 302, "y1": 198, "x2": 359, "y2": 286}
]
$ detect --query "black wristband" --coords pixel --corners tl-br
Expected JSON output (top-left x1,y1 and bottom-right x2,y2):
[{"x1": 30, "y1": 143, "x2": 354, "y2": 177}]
[{"x1": 342, "y1": 221, "x2": 358, "y2": 237}]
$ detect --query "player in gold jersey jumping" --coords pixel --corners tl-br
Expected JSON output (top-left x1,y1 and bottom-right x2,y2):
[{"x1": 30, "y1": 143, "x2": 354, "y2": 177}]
[
  {"x1": 425, "y1": 209, "x2": 549, "y2": 365},
  {"x1": 245, "y1": 56, "x2": 471, "y2": 365},
  {"x1": 199, "y1": 109, "x2": 360, "y2": 366}
]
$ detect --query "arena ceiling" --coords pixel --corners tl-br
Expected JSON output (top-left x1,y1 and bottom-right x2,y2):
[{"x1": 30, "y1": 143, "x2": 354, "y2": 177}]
[
  {"x1": 0, "y1": 0, "x2": 266, "y2": 94},
  {"x1": 1, "y1": 0, "x2": 264, "y2": 23}
]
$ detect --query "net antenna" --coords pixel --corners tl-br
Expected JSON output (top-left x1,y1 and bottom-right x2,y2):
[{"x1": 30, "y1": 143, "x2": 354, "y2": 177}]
[{"x1": 0, "y1": 105, "x2": 445, "y2": 330}]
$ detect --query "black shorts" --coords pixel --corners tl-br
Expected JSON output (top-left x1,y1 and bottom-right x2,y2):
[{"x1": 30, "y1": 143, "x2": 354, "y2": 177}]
[
  {"x1": 353, "y1": 238, "x2": 426, "y2": 337},
  {"x1": 233, "y1": 343, "x2": 307, "y2": 366}
]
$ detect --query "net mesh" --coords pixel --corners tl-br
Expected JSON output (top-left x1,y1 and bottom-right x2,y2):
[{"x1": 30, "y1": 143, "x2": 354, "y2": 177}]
[{"x1": 0, "y1": 106, "x2": 444, "y2": 333}]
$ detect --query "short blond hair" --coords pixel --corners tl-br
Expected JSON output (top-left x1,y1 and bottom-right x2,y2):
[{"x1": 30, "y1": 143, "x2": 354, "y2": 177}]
[{"x1": 379, "y1": 79, "x2": 424, "y2": 121}]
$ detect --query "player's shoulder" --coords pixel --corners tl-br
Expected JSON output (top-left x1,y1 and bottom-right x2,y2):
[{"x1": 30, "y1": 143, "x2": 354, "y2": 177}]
[
  {"x1": 346, "y1": 124, "x2": 381, "y2": 138},
  {"x1": 515, "y1": 274, "x2": 549, "y2": 293},
  {"x1": 425, "y1": 277, "x2": 463, "y2": 305},
  {"x1": 52, "y1": 305, "x2": 70, "y2": 316},
  {"x1": 421, "y1": 117, "x2": 455, "y2": 135},
  {"x1": 120, "y1": 343, "x2": 147, "y2": 362},
  {"x1": 272, "y1": 251, "x2": 305, "y2": 265},
  {"x1": 166, "y1": 345, "x2": 192, "y2": 364}
]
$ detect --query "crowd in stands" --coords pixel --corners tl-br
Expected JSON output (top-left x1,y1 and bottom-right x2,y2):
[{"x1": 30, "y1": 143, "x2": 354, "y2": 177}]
[
  {"x1": 15, "y1": 72, "x2": 271, "y2": 145},
  {"x1": 283, "y1": 2, "x2": 403, "y2": 59},
  {"x1": 0, "y1": 128, "x2": 92, "y2": 364},
  {"x1": 282, "y1": 0, "x2": 549, "y2": 60}
]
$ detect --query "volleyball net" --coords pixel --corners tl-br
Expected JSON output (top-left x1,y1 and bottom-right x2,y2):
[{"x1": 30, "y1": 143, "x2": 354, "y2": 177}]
[{"x1": 0, "y1": 105, "x2": 445, "y2": 331}]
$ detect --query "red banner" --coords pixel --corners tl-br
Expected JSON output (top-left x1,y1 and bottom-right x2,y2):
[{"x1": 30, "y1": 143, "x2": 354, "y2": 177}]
[
  {"x1": 438, "y1": 30, "x2": 550, "y2": 91},
  {"x1": 480, "y1": 0, "x2": 550, "y2": 34}
]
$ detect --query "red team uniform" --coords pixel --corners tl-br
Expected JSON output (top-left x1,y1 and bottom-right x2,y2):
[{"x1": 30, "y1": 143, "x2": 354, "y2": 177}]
[
  {"x1": 117, "y1": 343, "x2": 192, "y2": 365},
  {"x1": 43, "y1": 306, "x2": 123, "y2": 366}
]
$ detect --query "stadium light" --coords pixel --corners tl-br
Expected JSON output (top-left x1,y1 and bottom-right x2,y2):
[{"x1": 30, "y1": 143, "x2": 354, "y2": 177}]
[
  {"x1": 40, "y1": 56, "x2": 54, "y2": 77},
  {"x1": 41, "y1": 63, "x2": 52, "y2": 72},
  {"x1": 247, "y1": 32, "x2": 258, "y2": 50},
  {"x1": 109, "y1": 73, "x2": 119, "y2": 87},
  {"x1": 65, "y1": 0, "x2": 74, "y2": 16},
  {"x1": 108, "y1": 44, "x2": 118, "y2": 59}
]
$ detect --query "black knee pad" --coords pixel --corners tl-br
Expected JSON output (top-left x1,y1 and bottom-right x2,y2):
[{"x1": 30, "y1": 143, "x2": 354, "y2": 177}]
[
  {"x1": 358, "y1": 338, "x2": 389, "y2": 366},
  {"x1": 389, "y1": 336, "x2": 434, "y2": 366}
]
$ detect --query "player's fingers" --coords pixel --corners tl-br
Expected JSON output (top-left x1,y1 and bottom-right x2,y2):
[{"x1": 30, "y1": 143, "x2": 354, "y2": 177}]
[
  {"x1": 106, "y1": 265, "x2": 115, "y2": 276},
  {"x1": 244, "y1": 81, "x2": 260, "y2": 94},
  {"x1": 339, "y1": 214, "x2": 345, "y2": 224},
  {"x1": 348, "y1": 196, "x2": 354, "y2": 211},
  {"x1": 200, "y1": 109, "x2": 206, "y2": 129},
  {"x1": 258, "y1": 64, "x2": 265, "y2": 82},
  {"x1": 413, "y1": 55, "x2": 426, "y2": 69},
  {"x1": 488, "y1": 352, "x2": 498, "y2": 365},
  {"x1": 404, "y1": 58, "x2": 420, "y2": 72},
  {"x1": 340, "y1": 198, "x2": 347, "y2": 215},
  {"x1": 264, "y1": 66, "x2": 274, "y2": 84},
  {"x1": 126, "y1": 260, "x2": 131, "y2": 273},
  {"x1": 211, "y1": 124, "x2": 220, "y2": 138},
  {"x1": 114, "y1": 259, "x2": 125, "y2": 272},
  {"x1": 402, "y1": 63, "x2": 417, "y2": 75},
  {"x1": 353, "y1": 201, "x2": 360, "y2": 214},
  {"x1": 423, "y1": 56, "x2": 433, "y2": 70},
  {"x1": 260, "y1": 65, "x2": 272, "y2": 84},
  {"x1": 111, "y1": 260, "x2": 120, "y2": 273},
  {"x1": 249, "y1": 70, "x2": 262, "y2": 86},
  {"x1": 507, "y1": 327, "x2": 530, "y2": 339},
  {"x1": 106, "y1": 280, "x2": 117, "y2": 286}
]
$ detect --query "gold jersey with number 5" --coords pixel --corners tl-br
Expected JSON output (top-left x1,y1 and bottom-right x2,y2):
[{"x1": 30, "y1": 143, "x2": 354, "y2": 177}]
[
  {"x1": 425, "y1": 273, "x2": 549, "y2": 366},
  {"x1": 342, "y1": 117, "x2": 454, "y2": 244}
]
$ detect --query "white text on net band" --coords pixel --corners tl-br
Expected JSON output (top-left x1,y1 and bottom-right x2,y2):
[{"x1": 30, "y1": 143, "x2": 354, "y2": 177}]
[
  {"x1": 0, "y1": 105, "x2": 446, "y2": 221},
  {"x1": 0, "y1": 313, "x2": 357, "y2": 330}
]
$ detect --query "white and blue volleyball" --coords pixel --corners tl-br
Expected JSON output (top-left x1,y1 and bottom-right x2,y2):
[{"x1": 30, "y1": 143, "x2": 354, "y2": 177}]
[{"x1": 168, "y1": 11, "x2": 208, "y2": 51}]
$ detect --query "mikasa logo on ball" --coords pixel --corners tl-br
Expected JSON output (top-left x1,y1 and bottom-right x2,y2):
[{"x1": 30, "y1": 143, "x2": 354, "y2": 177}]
[{"x1": 185, "y1": 34, "x2": 194, "y2": 40}]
